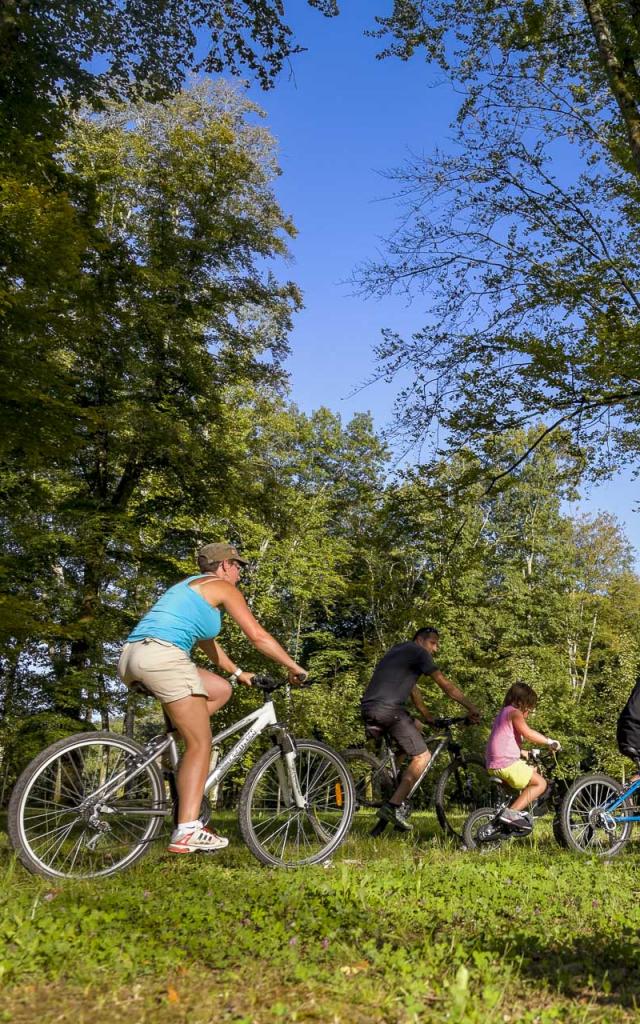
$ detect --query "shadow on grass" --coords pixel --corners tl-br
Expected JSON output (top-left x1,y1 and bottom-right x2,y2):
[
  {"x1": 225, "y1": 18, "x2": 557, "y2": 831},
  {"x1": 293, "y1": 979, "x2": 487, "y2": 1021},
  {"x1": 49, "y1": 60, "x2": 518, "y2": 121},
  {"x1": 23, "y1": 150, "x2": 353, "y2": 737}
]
[{"x1": 485, "y1": 927, "x2": 640, "y2": 1011}]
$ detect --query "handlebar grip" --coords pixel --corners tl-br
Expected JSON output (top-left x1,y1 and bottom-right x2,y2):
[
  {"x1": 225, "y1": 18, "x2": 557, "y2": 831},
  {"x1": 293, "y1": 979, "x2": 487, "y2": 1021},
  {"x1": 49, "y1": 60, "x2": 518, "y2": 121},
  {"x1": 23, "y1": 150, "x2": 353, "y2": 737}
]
[
  {"x1": 252, "y1": 674, "x2": 280, "y2": 692},
  {"x1": 432, "y1": 715, "x2": 471, "y2": 728}
]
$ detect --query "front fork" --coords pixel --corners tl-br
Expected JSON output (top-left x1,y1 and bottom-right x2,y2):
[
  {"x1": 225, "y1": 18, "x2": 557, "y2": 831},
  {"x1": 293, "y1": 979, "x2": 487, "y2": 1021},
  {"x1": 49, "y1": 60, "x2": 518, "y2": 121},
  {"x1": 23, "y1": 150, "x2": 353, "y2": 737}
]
[{"x1": 272, "y1": 728, "x2": 306, "y2": 809}]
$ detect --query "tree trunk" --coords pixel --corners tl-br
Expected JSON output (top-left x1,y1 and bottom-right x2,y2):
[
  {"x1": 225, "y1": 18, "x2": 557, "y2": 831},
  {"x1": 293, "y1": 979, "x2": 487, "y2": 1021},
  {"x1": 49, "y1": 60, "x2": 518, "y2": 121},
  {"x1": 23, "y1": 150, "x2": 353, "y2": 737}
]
[
  {"x1": 123, "y1": 692, "x2": 136, "y2": 738},
  {"x1": 0, "y1": 649, "x2": 20, "y2": 721},
  {"x1": 583, "y1": 0, "x2": 640, "y2": 175},
  {"x1": 577, "y1": 612, "x2": 598, "y2": 700},
  {"x1": 65, "y1": 545, "x2": 106, "y2": 720}
]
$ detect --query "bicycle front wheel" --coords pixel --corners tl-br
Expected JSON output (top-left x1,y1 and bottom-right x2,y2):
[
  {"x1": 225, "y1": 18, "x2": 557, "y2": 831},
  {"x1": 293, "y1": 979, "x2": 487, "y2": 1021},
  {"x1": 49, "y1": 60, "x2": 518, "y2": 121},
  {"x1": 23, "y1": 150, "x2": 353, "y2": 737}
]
[
  {"x1": 434, "y1": 755, "x2": 496, "y2": 841},
  {"x1": 8, "y1": 731, "x2": 166, "y2": 880},
  {"x1": 463, "y1": 806, "x2": 505, "y2": 852},
  {"x1": 238, "y1": 739, "x2": 355, "y2": 867},
  {"x1": 559, "y1": 773, "x2": 633, "y2": 857}
]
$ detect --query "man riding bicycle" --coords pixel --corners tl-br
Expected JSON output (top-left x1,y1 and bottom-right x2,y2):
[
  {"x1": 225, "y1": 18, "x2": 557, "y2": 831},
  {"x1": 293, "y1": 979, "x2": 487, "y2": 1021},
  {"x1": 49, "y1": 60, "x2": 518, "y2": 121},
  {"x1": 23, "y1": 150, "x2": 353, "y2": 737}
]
[{"x1": 360, "y1": 627, "x2": 481, "y2": 831}]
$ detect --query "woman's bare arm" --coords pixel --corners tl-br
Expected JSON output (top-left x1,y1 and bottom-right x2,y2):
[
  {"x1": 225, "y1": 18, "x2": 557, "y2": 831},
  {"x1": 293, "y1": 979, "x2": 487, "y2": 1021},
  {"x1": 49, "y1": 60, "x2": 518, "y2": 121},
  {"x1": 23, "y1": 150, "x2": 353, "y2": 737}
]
[
  {"x1": 198, "y1": 580, "x2": 305, "y2": 678},
  {"x1": 198, "y1": 639, "x2": 253, "y2": 685}
]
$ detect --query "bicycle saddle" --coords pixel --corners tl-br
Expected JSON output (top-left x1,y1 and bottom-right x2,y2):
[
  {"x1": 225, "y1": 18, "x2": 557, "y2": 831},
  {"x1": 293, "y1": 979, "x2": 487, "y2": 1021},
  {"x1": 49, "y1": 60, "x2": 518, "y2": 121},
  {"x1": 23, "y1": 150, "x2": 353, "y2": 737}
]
[
  {"x1": 364, "y1": 723, "x2": 385, "y2": 740},
  {"x1": 129, "y1": 680, "x2": 154, "y2": 698},
  {"x1": 619, "y1": 743, "x2": 640, "y2": 766}
]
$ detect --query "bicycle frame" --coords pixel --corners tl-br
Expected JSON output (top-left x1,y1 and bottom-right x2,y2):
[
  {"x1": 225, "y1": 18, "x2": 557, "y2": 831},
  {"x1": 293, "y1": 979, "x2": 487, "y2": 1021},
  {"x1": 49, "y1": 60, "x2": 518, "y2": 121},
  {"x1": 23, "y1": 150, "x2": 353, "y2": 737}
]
[
  {"x1": 81, "y1": 697, "x2": 306, "y2": 815},
  {"x1": 204, "y1": 700, "x2": 302, "y2": 804},
  {"x1": 601, "y1": 776, "x2": 640, "y2": 824},
  {"x1": 372, "y1": 730, "x2": 459, "y2": 802},
  {"x1": 407, "y1": 733, "x2": 454, "y2": 800}
]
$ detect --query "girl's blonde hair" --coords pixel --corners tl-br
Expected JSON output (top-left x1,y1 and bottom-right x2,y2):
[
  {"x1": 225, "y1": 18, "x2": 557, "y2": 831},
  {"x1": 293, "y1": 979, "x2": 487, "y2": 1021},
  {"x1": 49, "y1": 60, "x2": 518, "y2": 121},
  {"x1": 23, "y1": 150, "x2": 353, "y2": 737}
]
[{"x1": 504, "y1": 682, "x2": 538, "y2": 712}]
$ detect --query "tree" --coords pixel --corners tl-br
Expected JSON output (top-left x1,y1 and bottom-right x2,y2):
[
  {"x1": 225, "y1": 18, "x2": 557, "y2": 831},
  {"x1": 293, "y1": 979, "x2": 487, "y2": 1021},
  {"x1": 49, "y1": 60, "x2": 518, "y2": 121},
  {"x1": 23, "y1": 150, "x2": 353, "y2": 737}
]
[
  {"x1": 356, "y1": 1, "x2": 640, "y2": 473},
  {"x1": 0, "y1": 1, "x2": 338, "y2": 493},
  {"x1": 0, "y1": 80, "x2": 300, "y2": 728}
]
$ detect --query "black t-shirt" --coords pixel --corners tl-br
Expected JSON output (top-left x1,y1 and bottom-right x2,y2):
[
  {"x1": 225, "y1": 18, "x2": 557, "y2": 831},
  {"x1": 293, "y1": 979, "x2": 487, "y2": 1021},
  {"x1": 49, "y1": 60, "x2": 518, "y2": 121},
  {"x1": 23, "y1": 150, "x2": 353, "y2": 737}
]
[
  {"x1": 361, "y1": 641, "x2": 438, "y2": 709},
  {"x1": 619, "y1": 679, "x2": 640, "y2": 725}
]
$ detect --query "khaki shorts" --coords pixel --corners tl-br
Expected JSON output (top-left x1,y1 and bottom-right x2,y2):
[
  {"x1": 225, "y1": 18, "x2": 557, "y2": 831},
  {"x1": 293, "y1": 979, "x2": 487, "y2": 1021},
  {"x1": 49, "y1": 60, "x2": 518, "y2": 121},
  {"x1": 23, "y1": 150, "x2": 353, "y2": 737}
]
[
  {"x1": 118, "y1": 639, "x2": 208, "y2": 704},
  {"x1": 488, "y1": 760, "x2": 534, "y2": 791}
]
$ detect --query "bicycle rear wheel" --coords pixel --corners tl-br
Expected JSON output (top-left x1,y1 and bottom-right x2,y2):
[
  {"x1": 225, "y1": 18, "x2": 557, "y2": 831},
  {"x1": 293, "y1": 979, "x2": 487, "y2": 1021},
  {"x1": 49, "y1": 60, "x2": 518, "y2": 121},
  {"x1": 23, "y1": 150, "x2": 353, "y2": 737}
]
[
  {"x1": 238, "y1": 739, "x2": 355, "y2": 866},
  {"x1": 434, "y1": 755, "x2": 497, "y2": 841},
  {"x1": 8, "y1": 731, "x2": 166, "y2": 879},
  {"x1": 559, "y1": 773, "x2": 633, "y2": 857},
  {"x1": 342, "y1": 748, "x2": 394, "y2": 809}
]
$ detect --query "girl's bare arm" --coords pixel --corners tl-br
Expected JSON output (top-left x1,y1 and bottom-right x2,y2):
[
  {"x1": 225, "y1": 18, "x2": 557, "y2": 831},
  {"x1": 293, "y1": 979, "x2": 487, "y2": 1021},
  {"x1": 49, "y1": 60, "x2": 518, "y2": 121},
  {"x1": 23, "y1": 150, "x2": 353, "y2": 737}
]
[{"x1": 511, "y1": 709, "x2": 550, "y2": 746}]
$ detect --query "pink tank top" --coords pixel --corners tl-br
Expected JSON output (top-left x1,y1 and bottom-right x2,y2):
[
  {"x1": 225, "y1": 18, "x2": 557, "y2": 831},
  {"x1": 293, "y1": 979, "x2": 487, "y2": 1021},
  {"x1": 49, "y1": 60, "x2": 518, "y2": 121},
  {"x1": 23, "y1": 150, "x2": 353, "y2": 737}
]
[{"x1": 486, "y1": 705, "x2": 522, "y2": 769}]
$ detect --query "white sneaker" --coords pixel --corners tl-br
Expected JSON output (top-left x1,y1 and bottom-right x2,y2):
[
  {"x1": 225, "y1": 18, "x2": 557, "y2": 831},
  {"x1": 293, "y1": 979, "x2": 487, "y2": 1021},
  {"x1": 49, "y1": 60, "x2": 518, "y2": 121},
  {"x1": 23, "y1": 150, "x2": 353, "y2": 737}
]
[{"x1": 167, "y1": 825, "x2": 229, "y2": 854}]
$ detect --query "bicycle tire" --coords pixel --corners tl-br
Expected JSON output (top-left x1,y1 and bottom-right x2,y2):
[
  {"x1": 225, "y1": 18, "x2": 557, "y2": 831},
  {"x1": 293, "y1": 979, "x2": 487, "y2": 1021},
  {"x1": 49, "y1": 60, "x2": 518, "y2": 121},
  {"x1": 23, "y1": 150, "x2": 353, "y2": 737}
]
[
  {"x1": 8, "y1": 731, "x2": 166, "y2": 880},
  {"x1": 342, "y1": 748, "x2": 394, "y2": 809},
  {"x1": 552, "y1": 814, "x2": 567, "y2": 847},
  {"x1": 238, "y1": 739, "x2": 355, "y2": 867},
  {"x1": 559, "y1": 772, "x2": 633, "y2": 858},
  {"x1": 463, "y1": 806, "x2": 505, "y2": 852},
  {"x1": 434, "y1": 754, "x2": 496, "y2": 841}
]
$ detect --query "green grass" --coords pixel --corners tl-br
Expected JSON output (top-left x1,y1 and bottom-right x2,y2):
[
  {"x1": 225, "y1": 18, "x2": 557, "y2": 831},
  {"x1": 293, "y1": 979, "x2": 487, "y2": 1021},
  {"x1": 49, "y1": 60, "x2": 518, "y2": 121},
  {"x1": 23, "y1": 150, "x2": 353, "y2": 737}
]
[{"x1": 1, "y1": 810, "x2": 640, "y2": 1023}]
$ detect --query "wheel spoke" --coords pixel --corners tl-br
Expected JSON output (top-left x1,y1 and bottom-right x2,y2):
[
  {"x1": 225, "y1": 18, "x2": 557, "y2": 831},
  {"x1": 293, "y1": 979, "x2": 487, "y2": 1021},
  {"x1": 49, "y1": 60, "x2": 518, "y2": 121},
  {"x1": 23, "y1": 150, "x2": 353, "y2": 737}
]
[
  {"x1": 563, "y1": 774, "x2": 632, "y2": 857},
  {"x1": 11, "y1": 736, "x2": 164, "y2": 879},
  {"x1": 242, "y1": 741, "x2": 354, "y2": 866}
]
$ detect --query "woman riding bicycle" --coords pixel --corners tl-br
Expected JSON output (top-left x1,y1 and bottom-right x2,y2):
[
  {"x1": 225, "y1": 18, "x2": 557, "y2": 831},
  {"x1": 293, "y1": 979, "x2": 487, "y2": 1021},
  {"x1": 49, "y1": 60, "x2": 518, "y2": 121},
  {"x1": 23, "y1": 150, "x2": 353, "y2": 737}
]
[{"x1": 118, "y1": 542, "x2": 307, "y2": 855}]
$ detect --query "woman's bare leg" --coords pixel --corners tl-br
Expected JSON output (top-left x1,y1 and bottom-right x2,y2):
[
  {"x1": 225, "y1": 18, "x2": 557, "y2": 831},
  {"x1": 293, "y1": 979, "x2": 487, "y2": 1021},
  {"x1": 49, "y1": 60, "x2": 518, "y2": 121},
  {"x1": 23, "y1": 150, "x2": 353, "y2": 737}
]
[
  {"x1": 165, "y1": 695, "x2": 212, "y2": 824},
  {"x1": 197, "y1": 668, "x2": 233, "y2": 716}
]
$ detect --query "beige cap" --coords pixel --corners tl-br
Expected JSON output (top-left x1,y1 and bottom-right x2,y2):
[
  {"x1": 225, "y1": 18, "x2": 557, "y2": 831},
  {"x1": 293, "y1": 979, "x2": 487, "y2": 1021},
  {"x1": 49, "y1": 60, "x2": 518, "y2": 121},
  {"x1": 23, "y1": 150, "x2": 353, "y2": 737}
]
[{"x1": 197, "y1": 542, "x2": 249, "y2": 567}]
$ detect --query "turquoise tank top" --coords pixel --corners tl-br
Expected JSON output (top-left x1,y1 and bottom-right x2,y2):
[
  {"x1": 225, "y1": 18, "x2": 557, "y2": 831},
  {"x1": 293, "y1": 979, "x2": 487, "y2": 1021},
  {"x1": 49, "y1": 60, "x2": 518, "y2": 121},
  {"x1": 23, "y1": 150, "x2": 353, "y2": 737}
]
[{"x1": 127, "y1": 575, "x2": 222, "y2": 652}]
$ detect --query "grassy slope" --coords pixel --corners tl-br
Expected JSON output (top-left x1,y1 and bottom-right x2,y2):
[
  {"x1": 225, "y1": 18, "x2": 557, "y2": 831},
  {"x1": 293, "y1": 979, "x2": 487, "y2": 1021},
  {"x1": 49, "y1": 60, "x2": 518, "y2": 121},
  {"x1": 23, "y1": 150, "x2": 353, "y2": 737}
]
[{"x1": 1, "y1": 812, "x2": 639, "y2": 1023}]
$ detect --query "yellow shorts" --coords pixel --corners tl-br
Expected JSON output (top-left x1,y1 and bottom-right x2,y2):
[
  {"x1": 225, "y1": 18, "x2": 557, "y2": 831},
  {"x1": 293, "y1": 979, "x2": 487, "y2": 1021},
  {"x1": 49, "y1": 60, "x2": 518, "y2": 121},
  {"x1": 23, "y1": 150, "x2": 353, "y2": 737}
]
[
  {"x1": 488, "y1": 759, "x2": 533, "y2": 791},
  {"x1": 118, "y1": 639, "x2": 208, "y2": 704}
]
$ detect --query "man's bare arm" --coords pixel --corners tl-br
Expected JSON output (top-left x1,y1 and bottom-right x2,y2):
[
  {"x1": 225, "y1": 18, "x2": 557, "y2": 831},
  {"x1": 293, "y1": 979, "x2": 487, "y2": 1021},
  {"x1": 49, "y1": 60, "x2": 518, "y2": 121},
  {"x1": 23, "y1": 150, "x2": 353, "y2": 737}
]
[
  {"x1": 431, "y1": 670, "x2": 481, "y2": 722},
  {"x1": 410, "y1": 686, "x2": 435, "y2": 723}
]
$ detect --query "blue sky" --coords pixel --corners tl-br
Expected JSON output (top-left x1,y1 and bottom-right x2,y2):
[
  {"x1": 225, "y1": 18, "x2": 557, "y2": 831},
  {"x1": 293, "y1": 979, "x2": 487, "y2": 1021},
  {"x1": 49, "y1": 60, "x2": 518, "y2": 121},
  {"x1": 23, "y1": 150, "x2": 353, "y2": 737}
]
[{"x1": 241, "y1": 3, "x2": 640, "y2": 559}]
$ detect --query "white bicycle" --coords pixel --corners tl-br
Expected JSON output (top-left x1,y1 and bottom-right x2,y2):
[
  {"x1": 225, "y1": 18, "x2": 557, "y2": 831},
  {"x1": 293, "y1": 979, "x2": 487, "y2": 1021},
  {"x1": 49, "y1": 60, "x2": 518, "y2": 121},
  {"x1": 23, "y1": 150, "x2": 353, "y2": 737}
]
[{"x1": 8, "y1": 675, "x2": 355, "y2": 879}]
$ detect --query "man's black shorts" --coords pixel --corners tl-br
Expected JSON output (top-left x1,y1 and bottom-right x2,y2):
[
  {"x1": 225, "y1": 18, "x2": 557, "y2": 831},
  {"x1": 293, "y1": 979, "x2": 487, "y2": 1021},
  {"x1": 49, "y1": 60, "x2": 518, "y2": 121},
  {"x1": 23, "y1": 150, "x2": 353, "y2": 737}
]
[{"x1": 361, "y1": 702, "x2": 428, "y2": 757}]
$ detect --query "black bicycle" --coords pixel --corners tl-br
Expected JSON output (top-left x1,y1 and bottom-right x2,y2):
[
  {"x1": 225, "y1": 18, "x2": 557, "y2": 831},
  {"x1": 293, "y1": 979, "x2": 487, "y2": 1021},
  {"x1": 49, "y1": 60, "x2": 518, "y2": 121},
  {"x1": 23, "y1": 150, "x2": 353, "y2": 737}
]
[
  {"x1": 463, "y1": 748, "x2": 567, "y2": 851},
  {"x1": 343, "y1": 715, "x2": 494, "y2": 842}
]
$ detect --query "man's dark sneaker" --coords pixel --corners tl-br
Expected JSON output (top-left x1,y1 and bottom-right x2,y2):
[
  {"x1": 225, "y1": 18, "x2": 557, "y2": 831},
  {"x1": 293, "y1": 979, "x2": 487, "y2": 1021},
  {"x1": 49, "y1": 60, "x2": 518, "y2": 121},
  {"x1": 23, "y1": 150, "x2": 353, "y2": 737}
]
[
  {"x1": 378, "y1": 801, "x2": 413, "y2": 832},
  {"x1": 497, "y1": 810, "x2": 533, "y2": 835}
]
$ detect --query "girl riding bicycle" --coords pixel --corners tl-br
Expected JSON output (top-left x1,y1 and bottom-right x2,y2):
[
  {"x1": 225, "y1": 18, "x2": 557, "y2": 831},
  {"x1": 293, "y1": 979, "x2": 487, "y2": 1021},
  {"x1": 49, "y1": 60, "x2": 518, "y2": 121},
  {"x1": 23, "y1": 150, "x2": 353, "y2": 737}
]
[
  {"x1": 486, "y1": 683, "x2": 561, "y2": 833},
  {"x1": 118, "y1": 542, "x2": 306, "y2": 855}
]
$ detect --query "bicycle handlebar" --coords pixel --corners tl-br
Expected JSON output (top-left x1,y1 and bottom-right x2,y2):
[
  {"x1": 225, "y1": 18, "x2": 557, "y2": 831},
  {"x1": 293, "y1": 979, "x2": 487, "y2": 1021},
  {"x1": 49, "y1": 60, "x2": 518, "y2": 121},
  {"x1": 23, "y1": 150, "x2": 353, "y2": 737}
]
[
  {"x1": 430, "y1": 715, "x2": 472, "y2": 729},
  {"x1": 252, "y1": 673, "x2": 312, "y2": 693},
  {"x1": 530, "y1": 746, "x2": 562, "y2": 763}
]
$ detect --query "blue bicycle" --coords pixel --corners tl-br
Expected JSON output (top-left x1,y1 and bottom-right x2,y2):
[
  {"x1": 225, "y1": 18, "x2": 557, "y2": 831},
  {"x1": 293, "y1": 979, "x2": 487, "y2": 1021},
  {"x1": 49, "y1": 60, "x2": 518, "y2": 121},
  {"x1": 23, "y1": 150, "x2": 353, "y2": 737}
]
[{"x1": 559, "y1": 769, "x2": 639, "y2": 857}]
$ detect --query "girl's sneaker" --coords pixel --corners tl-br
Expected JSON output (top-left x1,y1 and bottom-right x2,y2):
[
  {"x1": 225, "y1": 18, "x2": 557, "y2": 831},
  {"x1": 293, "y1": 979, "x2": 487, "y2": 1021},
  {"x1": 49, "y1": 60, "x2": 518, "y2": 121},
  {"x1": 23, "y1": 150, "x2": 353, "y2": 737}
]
[
  {"x1": 497, "y1": 809, "x2": 532, "y2": 834},
  {"x1": 168, "y1": 825, "x2": 229, "y2": 854}
]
